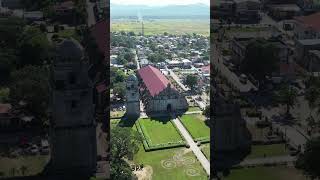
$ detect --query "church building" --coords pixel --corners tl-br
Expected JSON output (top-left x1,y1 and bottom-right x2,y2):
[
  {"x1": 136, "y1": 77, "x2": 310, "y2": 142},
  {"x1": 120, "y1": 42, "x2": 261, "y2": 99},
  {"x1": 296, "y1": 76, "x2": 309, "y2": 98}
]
[
  {"x1": 49, "y1": 38, "x2": 97, "y2": 176},
  {"x1": 136, "y1": 65, "x2": 188, "y2": 115}
]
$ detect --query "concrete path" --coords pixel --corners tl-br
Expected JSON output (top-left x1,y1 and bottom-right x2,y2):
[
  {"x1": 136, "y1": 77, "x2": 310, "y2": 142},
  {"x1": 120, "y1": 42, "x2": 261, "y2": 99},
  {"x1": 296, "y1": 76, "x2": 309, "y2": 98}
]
[
  {"x1": 239, "y1": 155, "x2": 296, "y2": 166},
  {"x1": 185, "y1": 111, "x2": 203, "y2": 115},
  {"x1": 172, "y1": 118, "x2": 210, "y2": 175},
  {"x1": 86, "y1": 0, "x2": 96, "y2": 27},
  {"x1": 167, "y1": 68, "x2": 189, "y2": 92}
]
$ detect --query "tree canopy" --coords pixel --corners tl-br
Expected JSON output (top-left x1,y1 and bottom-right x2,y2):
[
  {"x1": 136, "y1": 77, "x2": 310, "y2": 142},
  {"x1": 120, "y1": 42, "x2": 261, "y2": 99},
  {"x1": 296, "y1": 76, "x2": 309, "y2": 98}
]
[
  {"x1": 296, "y1": 137, "x2": 320, "y2": 179},
  {"x1": 185, "y1": 74, "x2": 198, "y2": 91},
  {"x1": 241, "y1": 39, "x2": 279, "y2": 81}
]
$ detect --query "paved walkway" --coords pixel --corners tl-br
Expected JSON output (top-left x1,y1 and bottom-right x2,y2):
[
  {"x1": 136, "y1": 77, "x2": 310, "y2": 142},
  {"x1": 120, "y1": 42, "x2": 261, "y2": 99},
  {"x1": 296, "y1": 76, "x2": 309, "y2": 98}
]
[
  {"x1": 185, "y1": 111, "x2": 203, "y2": 115},
  {"x1": 86, "y1": 0, "x2": 96, "y2": 26},
  {"x1": 239, "y1": 155, "x2": 295, "y2": 166},
  {"x1": 172, "y1": 117, "x2": 210, "y2": 175}
]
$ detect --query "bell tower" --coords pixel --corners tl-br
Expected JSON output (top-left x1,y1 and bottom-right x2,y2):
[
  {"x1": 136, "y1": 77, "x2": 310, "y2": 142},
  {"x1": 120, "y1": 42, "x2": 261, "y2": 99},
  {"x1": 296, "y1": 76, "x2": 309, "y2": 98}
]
[
  {"x1": 49, "y1": 38, "x2": 97, "y2": 176},
  {"x1": 126, "y1": 74, "x2": 140, "y2": 118}
]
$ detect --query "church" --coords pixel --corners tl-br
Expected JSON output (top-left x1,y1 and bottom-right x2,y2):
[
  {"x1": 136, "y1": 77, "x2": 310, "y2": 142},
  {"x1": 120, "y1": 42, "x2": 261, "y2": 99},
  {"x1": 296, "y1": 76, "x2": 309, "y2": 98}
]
[{"x1": 126, "y1": 65, "x2": 188, "y2": 116}]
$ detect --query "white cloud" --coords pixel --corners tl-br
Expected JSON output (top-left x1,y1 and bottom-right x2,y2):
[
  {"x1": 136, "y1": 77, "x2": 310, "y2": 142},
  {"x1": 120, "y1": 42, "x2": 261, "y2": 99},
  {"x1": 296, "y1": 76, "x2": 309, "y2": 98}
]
[{"x1": 111, "y1": 0, "x2": 209, "y2": 6}]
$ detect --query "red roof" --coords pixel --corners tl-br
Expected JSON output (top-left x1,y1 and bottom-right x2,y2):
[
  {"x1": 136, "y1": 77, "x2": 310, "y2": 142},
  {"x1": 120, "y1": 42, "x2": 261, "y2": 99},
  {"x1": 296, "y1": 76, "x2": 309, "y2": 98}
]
[
  {"x1": 90, "y1": 20, "x2": 108, "y2": 57},
  {"x1": 0, "y1": 104, "x2": 11, "y2": 114},
  {"x1": 138, "y1": 65, "x2": 170, "y2": 97},
  {"x1": 294, "y1": 12, "x2": 320, "y2": 31},
  {"x1": 96, "y1": 83, "x2": 107, "y2": 93},
  {"x1": 201, "y1": 65, "x2": 210, "y2": 73}
]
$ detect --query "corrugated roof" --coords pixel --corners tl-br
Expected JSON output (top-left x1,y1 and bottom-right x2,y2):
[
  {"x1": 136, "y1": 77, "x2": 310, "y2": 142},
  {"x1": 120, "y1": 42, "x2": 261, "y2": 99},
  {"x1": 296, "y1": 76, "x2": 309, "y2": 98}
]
[
  {"x1": 138, "y1": 65, "x2": 170, "y2": 97},
  {"x1": 294, "y1": 12, "x2": 320, "y2": 31}
]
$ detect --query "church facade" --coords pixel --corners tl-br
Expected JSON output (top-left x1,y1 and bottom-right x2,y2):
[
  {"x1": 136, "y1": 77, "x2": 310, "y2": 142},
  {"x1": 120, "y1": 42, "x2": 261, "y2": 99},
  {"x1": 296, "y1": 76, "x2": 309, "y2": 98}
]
[
  {"x1": 137, "y1": 65, "x2": 188, "y2": 115},
  {"x1": 49, "y1": 39, "x2": 97, "y2": 175}
]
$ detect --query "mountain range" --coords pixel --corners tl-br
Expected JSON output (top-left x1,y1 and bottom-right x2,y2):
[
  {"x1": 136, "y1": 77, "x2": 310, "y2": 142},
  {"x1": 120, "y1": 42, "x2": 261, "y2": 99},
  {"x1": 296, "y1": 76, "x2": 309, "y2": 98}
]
[{"x1": 110, "y1": 3, "x2": 210, "y2": 19}]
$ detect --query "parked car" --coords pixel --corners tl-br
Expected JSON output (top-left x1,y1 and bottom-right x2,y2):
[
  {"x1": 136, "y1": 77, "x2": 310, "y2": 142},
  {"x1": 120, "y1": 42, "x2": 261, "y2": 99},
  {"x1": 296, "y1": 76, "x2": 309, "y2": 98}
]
[{"x1": 29, "y1": 145, "x2": 39, "y2": 155}]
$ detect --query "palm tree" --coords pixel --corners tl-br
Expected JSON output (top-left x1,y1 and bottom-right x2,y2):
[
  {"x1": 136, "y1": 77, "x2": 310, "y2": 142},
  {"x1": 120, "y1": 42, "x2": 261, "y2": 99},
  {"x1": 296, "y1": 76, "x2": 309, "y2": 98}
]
[{"x1": 277, "y1": 85, "x2": 298, "y2": 116}]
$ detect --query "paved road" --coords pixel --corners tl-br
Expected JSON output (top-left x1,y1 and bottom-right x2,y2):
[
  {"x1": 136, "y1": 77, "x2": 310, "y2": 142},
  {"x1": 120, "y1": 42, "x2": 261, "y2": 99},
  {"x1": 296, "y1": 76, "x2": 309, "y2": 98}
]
[
  {"x1": 172, "y1": 117, "x2": 210, "y2": 175},
  {"x1": 239, "y1": 155, "x2": 295, "y2": 166},
  {"x1": 167, "y1": 68, "x2": 189, "y2": 92},
  {"x1": 260, "y1": 107, "x2": 308, "y2": 151},
  {"x1": 213, "y1": 45, "x2": 257, "y2": 92},
  {"x1": 86, "y1": 0, "x2": 96, "y2": 27}
]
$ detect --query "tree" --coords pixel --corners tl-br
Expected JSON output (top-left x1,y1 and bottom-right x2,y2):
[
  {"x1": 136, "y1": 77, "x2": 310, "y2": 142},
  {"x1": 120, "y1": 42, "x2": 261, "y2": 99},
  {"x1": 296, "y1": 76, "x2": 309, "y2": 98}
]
[
  {"x1": 10, "y1": 66, "x2": 49, "y2": 119},
  {"x1": 110, "y1": 127, "x2": 140, "y2": 180},
  {"x1": 111, "y1": 158, "x2": 135, "y2": 180},
  {"x1": 0, "y1": 17, "x2": 25, "y2": 49},
  {"x1": 0, "y1": 49, "x2": 18, "y2": 85},
  {"x1": 296, "y1": 137, "x2": 320, "y2": 179},
  {"x1": 276, "y1": 85, "x2": 298, "y2": 116},
  {"x1": 111, "y1": 127, "x2": 140, "y2": 161},
  {"x1": 203, "y1": 105, "x2": 210, "y2": 118},
  {"x1": 18, "y1": 26, "x2": 50, "y2": 67},
  {"x1": 185, "y1": 75, "x2": 198, "y2": 91},
  {"x1": 241, "y1": 39, "x2": 279, "y2": 81},
  {"x1": 113, "y1": 82, "x2": 126, "y2": 100}
]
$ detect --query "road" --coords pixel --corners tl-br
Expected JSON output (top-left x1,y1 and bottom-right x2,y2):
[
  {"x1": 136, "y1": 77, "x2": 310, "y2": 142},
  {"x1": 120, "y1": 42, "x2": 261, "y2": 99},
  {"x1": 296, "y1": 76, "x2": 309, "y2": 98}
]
[
  {"x1": 86, "y1": 0, "x2": 96, "y2": 27},
  {"x1": 172, "y1": 117, "x2": 210, "y2": 175},
  {"x1": 167, "y1": 68, "x2": 189, "y2": 92},
  {"x1": 260, "y1": 107, "x2": 308, "y2": 151}
]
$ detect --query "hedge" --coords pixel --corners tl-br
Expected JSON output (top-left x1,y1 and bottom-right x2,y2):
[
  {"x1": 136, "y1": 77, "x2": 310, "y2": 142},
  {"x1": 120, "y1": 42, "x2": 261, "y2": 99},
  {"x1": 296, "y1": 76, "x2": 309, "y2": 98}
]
[{"x1": 135, "y1": 120, "x2": 186, "y2": 152}]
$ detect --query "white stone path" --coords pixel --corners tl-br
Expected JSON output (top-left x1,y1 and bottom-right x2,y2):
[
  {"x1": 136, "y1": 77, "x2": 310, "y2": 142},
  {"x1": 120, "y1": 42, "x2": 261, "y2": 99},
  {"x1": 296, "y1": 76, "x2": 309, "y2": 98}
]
[{"x1": 172, "y1": 117, "x2": 210, "y2": 175}]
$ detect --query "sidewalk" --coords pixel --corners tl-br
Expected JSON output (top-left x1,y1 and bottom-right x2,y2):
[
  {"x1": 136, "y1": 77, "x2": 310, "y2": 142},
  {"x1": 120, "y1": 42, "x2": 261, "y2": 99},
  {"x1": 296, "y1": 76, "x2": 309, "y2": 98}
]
[{"x1": 172, "y1": 118, "x2": 210, "y2": 175}]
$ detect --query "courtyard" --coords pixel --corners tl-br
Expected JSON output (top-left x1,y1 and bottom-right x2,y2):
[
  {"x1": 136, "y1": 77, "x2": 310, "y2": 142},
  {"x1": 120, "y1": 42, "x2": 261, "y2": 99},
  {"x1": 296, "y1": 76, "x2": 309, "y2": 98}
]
[
  {"x1": 133, "y1": 146, "x2": 208, "y2": 180},
  {"x1": 136, "y1": 118, "x2": 185, "y2": 150},
  {"x1": 180, "y1": 114, "x2": 210, "y2": 142}
]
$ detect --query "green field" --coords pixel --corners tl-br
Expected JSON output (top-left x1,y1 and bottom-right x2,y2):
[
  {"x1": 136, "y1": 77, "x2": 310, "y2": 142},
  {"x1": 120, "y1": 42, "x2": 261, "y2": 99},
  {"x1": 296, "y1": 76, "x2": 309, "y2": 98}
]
[
  {"x1": 0, "y1": 155, "x2": 49, "y2": 177},
  {"x1": 247, "y1": 144, "x2": 288, "y2": 159},
  {"x1": 187, "y1": 106, "x2": 201, "y2": 112},
  {"x1": 138, "y1": 118, "x2": 183, "y2": 145},
  {"x1": 110, "y1": 111, "x2": 125, "y2": 118},
  {"x1": 180, "y1": 114, "x2": 210, "y2": 140},
  {"x1": 223, "y1": 166, "x2": 306, "y2": 180},
  {"x1": 201, "y1": 144, "x2": 210, "y2": 160},
  {"x1": 111, "y1": 19, "x2": 210, "y2": 36},
  {"x1": 134, "y1": 147, "x2": 208, "y2": 180}
]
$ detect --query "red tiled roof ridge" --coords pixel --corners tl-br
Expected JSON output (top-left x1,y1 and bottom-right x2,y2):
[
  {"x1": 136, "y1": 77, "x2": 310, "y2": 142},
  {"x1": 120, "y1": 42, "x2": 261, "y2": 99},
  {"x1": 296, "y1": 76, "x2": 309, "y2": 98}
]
[{"x1": 138, "y1": 65, "x2": 170, "y2": 97}]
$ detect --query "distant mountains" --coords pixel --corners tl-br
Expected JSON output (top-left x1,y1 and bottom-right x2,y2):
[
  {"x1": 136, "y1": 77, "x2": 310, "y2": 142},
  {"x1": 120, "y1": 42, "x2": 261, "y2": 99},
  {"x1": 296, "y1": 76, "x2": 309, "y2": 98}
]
[{"x1": 110, "y1": 3, "x2": 210, "y2": 19}]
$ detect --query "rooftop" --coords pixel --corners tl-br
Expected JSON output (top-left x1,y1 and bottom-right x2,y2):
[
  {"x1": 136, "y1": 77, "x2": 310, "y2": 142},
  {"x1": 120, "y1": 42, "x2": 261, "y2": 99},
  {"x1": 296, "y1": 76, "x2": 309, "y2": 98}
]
[
  {"x1": 138, "y1": 65, "x2": 171, "y2": 97},
  {"x1": 0, "y1": 104, "x2": 11, "y2": 114},
  {"x1": 294, "y1": 12, "x2": 320, "y2": 31},
  {"x1": 90, "y1": 20, "x2": 108, "y2": 57}
]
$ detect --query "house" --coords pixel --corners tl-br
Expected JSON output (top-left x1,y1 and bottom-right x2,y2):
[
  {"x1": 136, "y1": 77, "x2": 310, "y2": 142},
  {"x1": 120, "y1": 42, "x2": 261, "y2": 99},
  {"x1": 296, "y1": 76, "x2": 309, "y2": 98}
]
[
  {"x1": 295, "y1": 39, "x2": 320, "y2": 64},
  {"x1": 304, "y1": 50, "x2": 320, "y2": 73},
  {"x1": 23, "y1": 11, "x2": 43, "y2": 22},
  {"x1": 0, "y1": 103, "x2": 12, "y2": 127},
  {"x1": 53, "y1": 1, "x2": 74, "y2": 23},
  {"x1": 268, "y1": 4, "x2": 301, "y2": 20},
  {"x1": 1, "y1": 0, "x2": 22, "y2": 9},
  {"x1": 294, "y1": 12, "x2": 320, "y2": 40},
  {"x1": 297, "y1": 0, "x2": 320, "y2": 14},
  {"x1": 233, "y1": 0, "x2": 261, "y2": 23}
]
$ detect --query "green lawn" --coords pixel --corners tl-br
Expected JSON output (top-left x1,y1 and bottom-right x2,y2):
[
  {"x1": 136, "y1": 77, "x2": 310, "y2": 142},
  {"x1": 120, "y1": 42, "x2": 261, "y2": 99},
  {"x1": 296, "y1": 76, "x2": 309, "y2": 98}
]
[
  {"x1": 201, "y1": 144, "x2": 210, "y2": 160},
  {"x1": 247, "y1": 144, "x2": 288, "y2": 159},
  {"x1": 110, "y1": 119, "x2": 121, "y2": 128},
  {"x1": 0, "y1": 87, "x2": 9, "y2": 103},
  {"x1": 223, "y1": 166, "x2": 307, "y2": 180},
  {"x1": 111, "y1": 19, "x2": 209, "y2": 36},
  {"x1": 138, "y1": 118, "x2": 183, "y2": 145},
  {"x1": 180, "y1": 114, "x2": 210, "y2": 140},
  {"x1": 56, "y1": 29, "x2": 80, "y2": 41},
  {"x1": 110, "y1": 111, "x2": 125, "y2": 118},
  {"x1": 134, "y1": 147, "x2": 208, "y2": 180},
  {"x1": 187, "y1": 106, "x2": 201, "y2": 112},
  {"x1": 0, "y1": 155, "x2": 49, "y2": 177}
]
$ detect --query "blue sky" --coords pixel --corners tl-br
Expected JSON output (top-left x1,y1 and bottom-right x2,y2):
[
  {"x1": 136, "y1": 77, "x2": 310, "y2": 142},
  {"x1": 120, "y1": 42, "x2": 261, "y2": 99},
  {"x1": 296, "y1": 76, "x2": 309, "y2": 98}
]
[{"x1": 110, "y1": 0, "x2": 209, "y2": 6}]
